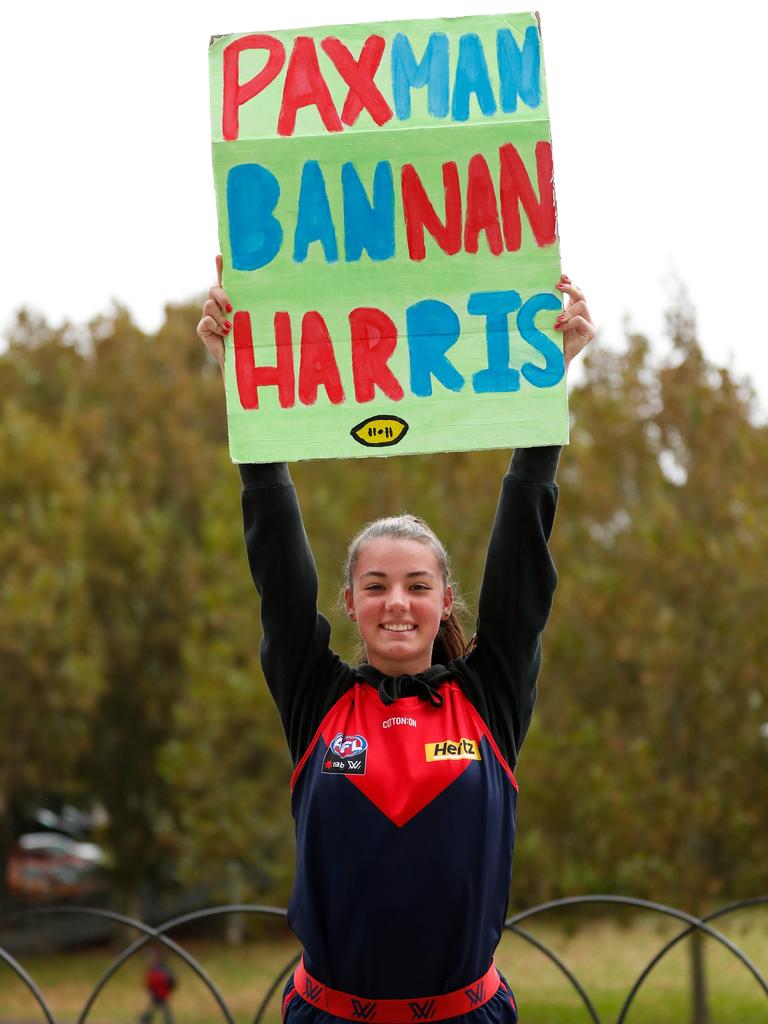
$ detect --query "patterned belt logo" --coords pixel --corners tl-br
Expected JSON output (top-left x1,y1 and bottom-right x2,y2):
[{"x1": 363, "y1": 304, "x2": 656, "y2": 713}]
[
  {"x1": 304, "y1": 978, "x2": 323, "y2": 1003},
  {"x1": 409, "y1": 999, "x2": 436, "y2": 1021},
  {"x1": 465, "y1": 980, "x2": 486, "y2": 1007},
  {"x1": 350, "y1": 999, "x2": 377, "y2": 1020}
]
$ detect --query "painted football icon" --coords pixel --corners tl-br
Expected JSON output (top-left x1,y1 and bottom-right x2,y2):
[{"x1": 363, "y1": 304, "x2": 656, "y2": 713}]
[{"x1": 350, "y1": 415, "x2": 409, "y2": 448}]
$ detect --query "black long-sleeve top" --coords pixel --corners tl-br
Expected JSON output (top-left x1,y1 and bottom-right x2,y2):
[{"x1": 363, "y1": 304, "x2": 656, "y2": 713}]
[
  {"x1": 239, "y1": 446, "x2": 559, "y2": 768},
  {"x1": 239, "y1": 447, "x2": 559, "y2": 999}
]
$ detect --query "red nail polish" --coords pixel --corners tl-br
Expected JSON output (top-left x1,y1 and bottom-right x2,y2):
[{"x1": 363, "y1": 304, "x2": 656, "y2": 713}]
[
  {"x1": 226, "y1": 303, "x2": 233, "y2": 313},
  {"x1": 224, "y1": 320, "x2": 232, "y2": 329}
]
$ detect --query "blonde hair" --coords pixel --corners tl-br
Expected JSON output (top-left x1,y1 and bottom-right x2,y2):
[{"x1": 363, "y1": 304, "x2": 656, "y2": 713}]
[{"x1": 344, "y1": 514, "x2": 468, "y2": 665}]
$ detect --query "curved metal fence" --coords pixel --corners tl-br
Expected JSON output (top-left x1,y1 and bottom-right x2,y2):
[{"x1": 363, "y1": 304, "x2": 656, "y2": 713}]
[{"x1": 1, "y1": 896, "x2": 766, "y2": 1023}]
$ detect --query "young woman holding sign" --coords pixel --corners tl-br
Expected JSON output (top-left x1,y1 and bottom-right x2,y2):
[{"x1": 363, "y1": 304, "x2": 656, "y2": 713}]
[{"x1": 197, "y1": 267, "x2": 594, "y2": 1023}]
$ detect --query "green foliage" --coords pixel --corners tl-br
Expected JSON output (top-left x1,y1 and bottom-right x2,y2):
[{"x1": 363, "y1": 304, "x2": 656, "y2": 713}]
[
  {"x1": 158, "y1": 456, "x2": 295, "y2": 901},
  {"x1": 0, "y1": 403, "x2": 101, "y2": 803},
  {"x1": 1, "y1": 294, "x2": 766, "y2": 910},
  {"x1": 516, "y1": 300, "x2": 768, "y2": 907}
]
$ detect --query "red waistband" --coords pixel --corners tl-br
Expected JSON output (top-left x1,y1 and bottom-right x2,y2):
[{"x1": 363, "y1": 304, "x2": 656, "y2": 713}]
[{"x1": 292, "y1": 958, "x2": 501, "y2": 1023}]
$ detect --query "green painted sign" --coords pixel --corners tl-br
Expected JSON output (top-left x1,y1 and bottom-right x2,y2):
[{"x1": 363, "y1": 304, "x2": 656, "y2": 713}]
[{"x1": 209, "y1": 13, "x2": 567, "y2": 462}]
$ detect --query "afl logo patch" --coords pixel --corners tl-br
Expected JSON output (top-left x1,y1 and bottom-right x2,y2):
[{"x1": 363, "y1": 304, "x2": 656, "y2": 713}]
[
  {"x1": 323, "y1": 733, "x2": 368, "y2": 775},
  {"x1": 351, "y1": 415, "x2": 408, "y2": 448},
  {"x1": 330, "y1": 733, "x2": 367, "y2": 757}
]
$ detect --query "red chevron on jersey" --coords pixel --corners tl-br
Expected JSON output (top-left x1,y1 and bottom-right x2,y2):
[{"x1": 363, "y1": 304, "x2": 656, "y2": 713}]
[{"x1": 291, "y1": 681, "x2": 516, "y2": 826}]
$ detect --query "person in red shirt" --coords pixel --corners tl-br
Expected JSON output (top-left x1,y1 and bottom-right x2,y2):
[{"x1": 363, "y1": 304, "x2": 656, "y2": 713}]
[{"x1": 139, "y1": 949, "x2": 176, "y2": 1024}]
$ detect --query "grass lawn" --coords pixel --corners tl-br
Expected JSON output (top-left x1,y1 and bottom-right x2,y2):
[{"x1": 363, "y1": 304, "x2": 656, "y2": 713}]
[{"x1": 1, "y1": 911, "x2": 767, "y2": 1023}]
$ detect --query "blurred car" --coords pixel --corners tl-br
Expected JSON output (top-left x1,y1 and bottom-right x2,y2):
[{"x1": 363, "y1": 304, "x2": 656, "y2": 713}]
[{"x1": 6, "y1": 831, "x2": 108, "y2": 900}]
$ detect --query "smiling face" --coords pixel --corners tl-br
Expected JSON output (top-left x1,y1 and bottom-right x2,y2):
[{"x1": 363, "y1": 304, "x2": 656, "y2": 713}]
[{"x1": 344, "y1": 536, "x2": 453, "y2": 677}]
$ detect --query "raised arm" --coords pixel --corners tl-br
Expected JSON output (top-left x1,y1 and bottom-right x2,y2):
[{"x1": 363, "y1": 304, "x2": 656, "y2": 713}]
[
  {"x1": 197, "y1": 261, "x2": 353, "y2": 763},
  {"x1": 456, "y1": 275, "x2": 595, "y2": 767},
  {"x1": 458, "y1": 447, "x2": 560, "y2": 767},
  {"x1": 239, "y1": 463, "x2": 353, "y2": 761}
]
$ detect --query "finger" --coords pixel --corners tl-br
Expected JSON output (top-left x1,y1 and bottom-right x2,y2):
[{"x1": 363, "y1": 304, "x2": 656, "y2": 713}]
[
  {"x1": 555, "y1": 300, "x2": 589, "y2": 326},
  {"x1": 203, "y1": 297, "x2": 231, "y2": 332},
  {"x1": 215, "y1": 254, "x2": 223, "y2": 287},
  {"x1": 208, "y1": 284, "x2": 233, "y2": 315},
  {"x1": 559, "y1": 315, "x2": 596, "y2": 341},
  {"x1": 197, "y1": 313, "x2": 229, "y2": 341},
  {"x1": 554, "y1": 310, "x2": 592, "y2": 333},
  {"x1": 196, "y1": 316, "x2": 226, "y2": 369},
  {"x1": 555, "y1": 279, "x2": 585, "y2": 306},
  {"x1": 555, "y1": 272, "x2": 576, "y2": 301}
]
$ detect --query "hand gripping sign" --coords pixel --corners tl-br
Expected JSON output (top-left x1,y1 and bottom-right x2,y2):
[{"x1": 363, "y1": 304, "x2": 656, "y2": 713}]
[{"x1": 208, "y1": 13, "x2": 567, "y2": 462}]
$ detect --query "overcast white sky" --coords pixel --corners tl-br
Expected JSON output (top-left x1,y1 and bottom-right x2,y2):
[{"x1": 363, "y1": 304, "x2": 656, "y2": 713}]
[{"x1": 3, "y1": 1, "x2": 766, "y2": 406}]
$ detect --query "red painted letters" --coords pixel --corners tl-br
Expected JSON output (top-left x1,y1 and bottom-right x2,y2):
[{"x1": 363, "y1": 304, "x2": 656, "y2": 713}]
[
  {"x1": 499, "y1": 141, "x2": 557, "y2": 250},
  {"x1": 278, "y1": 37, "x2": 343, "y2": 137},
  {"x1": 234, "y1": 311, "x2": 295, "y2": 409},
  {"x1": 222, "y1": 35, "x2": 286, "y2": 141},
  {"x1": 464, "y1": 154, "x2": 503, "y2": 255},
  {"x1": 298, "y1": 312, "x2": 346, "y2": 405},
  {"x1": 402, "y1": 162, "x2": 463, "y2": 261},
  {"x1": 321, "y1": 36, "x2": 393, "y2": 127},
  {"x1": 349, "y1": 308, "x2": 404, "y2": 403}
]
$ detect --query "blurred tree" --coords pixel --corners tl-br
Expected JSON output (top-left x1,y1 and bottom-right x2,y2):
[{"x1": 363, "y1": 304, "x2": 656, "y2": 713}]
[
  {"x1": 158, "y1": 455, "x2": 295, "y2": 908},
  {"x1": 516, "y1": 299, "x2": 768, "y2": 1023},
  {"x1": 518, "y1": 300, "x2": 768, "y2": 905},
  {"x1": 2, "y1": 291, "x2": 765, "y2": 987},
  {"x1": 74, "y1": 305, "x2": 221, "y2": 906},
  {"x1": 0, "y1": 303, "x2": 237, "y2": 908},
  {"x1": 0, "y1": 400, "x2": 102, "y2": 860}
]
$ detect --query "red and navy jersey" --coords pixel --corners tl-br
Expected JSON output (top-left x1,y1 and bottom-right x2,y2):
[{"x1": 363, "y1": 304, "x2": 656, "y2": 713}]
[
  {"x1": 239, "y1": 448, "x2": 559, "y2": 1000},
  {"x1": 290, "y1": 680, "x2": 517, "y2": 997}
]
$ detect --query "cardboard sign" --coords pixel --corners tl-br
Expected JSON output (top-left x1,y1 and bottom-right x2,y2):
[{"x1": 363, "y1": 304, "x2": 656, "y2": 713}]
[{"x1": 209, "y1": 13, "x2": 567, "y2": 462}]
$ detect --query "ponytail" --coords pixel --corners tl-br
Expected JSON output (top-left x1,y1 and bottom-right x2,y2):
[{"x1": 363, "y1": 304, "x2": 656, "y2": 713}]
[{"x1": 432, "y1": 609, "x2": 469, "y2": 664}]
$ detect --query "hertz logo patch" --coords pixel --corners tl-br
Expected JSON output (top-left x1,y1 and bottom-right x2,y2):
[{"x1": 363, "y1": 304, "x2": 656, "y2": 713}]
[
  {"x1": 425, "y1": 738, "x2": 481, "y2": 762},
  {"x1": 351, "y1": 415, "x2": 409, "y2": 448}
]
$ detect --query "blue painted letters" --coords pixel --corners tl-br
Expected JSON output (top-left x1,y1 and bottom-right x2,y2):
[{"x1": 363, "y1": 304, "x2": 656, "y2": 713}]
[
  {"x1": 227, "y1": 164, "x2": 283, "y2": 271},
  {"x1": 451, "y1": 33, "x2": 497, "y2": 122},
  {"x1": 406, "y1": 300, "x2": 465, "y2": 396},
  {"x1": 293, "y1": 160, "x2": 338, "y2": 263},
  {"x1": 391, "y1": 33, "x2": 449, "y2": 119},
  {"x1": 517, "y1": 292, "x2": 565, "y2": 387},
  {"x1": 342, "y1": 162, "x2": 395, "y2": 262},
  {"x1": 497, "y1": 27, "x2": 541, "y2": 112},
  {"x1": 468, "y1": 290, "x2": 521, "y2": 393}
]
